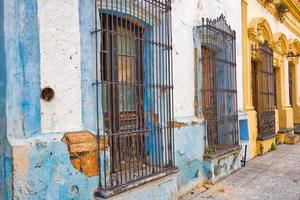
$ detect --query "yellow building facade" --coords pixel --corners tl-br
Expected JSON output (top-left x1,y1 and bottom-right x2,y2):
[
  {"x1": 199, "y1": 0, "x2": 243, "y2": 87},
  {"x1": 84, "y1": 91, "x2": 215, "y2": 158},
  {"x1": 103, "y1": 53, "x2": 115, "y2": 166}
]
[{"x1": 242, "y1": 0, "x2": 300, "y2": 159}]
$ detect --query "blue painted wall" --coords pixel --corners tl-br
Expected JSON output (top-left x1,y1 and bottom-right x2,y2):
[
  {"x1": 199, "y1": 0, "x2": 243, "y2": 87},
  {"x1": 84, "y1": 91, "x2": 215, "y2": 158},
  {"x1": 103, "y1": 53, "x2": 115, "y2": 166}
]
[
  {"x1": 0, "y1": 0, "x2": 9, "y2": 198},
  {"x1": 4, "y1": 0, "x2": 41, "y2": 138},
  {"x1": 2, "y1": 0, "x2": 41, "y2": 198},
  {"x1": 174, "y1": 119, "x2": 206, "y2": 194},
  {"x1": 0, "y1": 1, "x2": 241, "y2": 199},
  {"x1": 19, "y1": 0, "x2": 41, "y2": 137},
  {"x1": 80, "y1": 0, "x2": 98, "y2": 134},
  {"x1": 23, "y1": 139, "x2": 98, "y2": 200}
]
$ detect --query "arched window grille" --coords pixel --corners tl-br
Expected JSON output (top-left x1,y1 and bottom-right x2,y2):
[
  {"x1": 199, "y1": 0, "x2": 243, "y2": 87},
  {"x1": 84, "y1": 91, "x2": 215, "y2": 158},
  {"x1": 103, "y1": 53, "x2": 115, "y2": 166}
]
[
  {"x1": 251, "y1": 41, "x2": 276, "y2": 140},
  {"x1": 197, "y1": 15, "x2": 239, "y2": 152},
  {"x1": 93, "y1": 0, "x2": 176, "y2": 197}
]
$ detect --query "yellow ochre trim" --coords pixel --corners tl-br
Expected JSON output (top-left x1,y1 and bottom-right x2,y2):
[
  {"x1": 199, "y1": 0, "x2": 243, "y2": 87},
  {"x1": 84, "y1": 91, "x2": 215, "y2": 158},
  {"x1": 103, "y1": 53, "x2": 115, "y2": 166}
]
[{"x1": 257, "y1": 0, "x2": 300, "y2": 39}]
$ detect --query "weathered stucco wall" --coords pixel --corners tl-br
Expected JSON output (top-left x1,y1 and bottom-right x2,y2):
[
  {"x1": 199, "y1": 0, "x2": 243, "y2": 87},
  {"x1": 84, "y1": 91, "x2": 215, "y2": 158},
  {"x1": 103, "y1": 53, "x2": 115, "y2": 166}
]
[
  {"x1": 172, "y1": 0, "x2": 244, "y2": 118},
  {"x1": 39, "y1": 0, "x2": 83, "y2": 133},
  {"x1": 171, "y1": 0, "x2": 243, "y2": 194},
  {"x1": 2, "y1": 0, "x2": 244, "y2": 199},
  {"x1": 5, "y1": 0, "x2": 41, "y2": 139},
  {"x1": 0, "y1": 0, "x2": 12, "y2": 199},
  {"x1": 3, "y1": 0, "x2": 41, "y2": 198},
  {"x1": 12, "y1": 135, "x2": 98, "y2": 200},
  {"x1": 174, "y1": 122, "x2": 206, "y2": 195}
]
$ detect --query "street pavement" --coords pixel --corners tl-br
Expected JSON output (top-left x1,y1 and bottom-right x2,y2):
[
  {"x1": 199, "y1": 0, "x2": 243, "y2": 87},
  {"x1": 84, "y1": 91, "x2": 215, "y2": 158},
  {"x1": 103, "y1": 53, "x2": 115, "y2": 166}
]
[{"x1": 182, "y1": 142, "x2": 300, "y2": 200}]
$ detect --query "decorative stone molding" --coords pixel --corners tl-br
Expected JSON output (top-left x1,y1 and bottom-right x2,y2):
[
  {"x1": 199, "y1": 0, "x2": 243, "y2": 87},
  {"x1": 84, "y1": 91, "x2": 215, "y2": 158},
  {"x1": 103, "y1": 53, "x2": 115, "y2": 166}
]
[
  {"x1": 273, "y1": 33, "x2": 289, "y2": 55},
  {"x1": 248, "y1": 17, "x2": 274, "y2": 44},
  {"x1": 257, "y1": 0, "x2": 300, "y2": 38},
  {"x1": 288, "y1": 39, "x2": 300, "y2": 64},
  {"x1": 248, "y1": 17, "x2": 289, "y2": 68}
]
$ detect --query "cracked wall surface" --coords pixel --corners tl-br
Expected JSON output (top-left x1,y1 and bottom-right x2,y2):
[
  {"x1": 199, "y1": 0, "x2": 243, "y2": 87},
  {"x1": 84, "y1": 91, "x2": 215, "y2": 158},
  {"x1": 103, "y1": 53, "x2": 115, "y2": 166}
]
[
  {"x1": 1, "y1": 0, "x2": 244, "y2": 199},
  {"x1": 62, "y1": 131, "x2": 108, "y2": 177}
]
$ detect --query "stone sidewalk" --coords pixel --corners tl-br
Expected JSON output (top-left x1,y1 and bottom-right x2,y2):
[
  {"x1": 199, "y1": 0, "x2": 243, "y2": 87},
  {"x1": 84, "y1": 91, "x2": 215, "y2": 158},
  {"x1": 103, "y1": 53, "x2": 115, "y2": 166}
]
[{"x1": 182, "y1": 142, "x2": 300, "y2": 200}]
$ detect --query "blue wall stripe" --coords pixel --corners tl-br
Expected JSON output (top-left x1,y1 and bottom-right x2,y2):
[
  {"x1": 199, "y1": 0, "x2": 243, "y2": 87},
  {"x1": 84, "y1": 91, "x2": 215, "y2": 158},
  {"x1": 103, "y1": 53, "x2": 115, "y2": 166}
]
[
  {"x1": 19, "y1": 0, "x2": 41, "y2": 137},
  {"x1": 79, "y1": 0, "x2": 98, "y2": 133},
  {"x1": 5, "y1": 0, "x2": 41, "y2": 138}
]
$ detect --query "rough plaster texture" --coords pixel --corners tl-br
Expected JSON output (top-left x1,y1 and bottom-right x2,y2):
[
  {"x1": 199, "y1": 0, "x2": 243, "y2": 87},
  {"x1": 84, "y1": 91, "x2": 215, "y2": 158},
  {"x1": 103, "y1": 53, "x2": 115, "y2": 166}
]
[
  {"x1": 172, "y1": 0, "x2": 244, "y2": 118},
  {"x1": 203, "y1": 150, "x2": 241, "y2": 184},
  {"x1": 1, "y1": 0, "x2": 245, "y2": 199},
  {"x1": 0, "y1": 1, "x2": 10, "y2": 199},
  {"x1": 38, "y1": 0, "x2": 83, "y2": 133},
  {"x1": 4, "y1": 0, "x2": 41, "y2": 138},
  {"x1": 171, "y1": 0, "x2": 244, "y2": 194},
  {"x1": 174, "y1": 123, "x2": 206, "y2": 196},
  {"x1": 79, "y1": 0, "x2": 97, "y2": 133},
  {"x1": 12, "y1": 135, "x2": 98, "y2": 200}
]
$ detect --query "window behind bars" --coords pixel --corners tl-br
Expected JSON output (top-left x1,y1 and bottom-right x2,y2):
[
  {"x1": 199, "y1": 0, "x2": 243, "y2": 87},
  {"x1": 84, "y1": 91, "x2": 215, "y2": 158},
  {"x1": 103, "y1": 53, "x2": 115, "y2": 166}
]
[
  {"x1": 198, "y1": 15, "x2": 239, "y2": 152},
  {"x1": 288, "y1": 62, "x2": 293, "y2": 106},
  {"x1": 251, "y1": 41, "x2": 276, "y2": 139},
  {"x1": 94, "y1": 0, "x2": 175, "y2": 196}
]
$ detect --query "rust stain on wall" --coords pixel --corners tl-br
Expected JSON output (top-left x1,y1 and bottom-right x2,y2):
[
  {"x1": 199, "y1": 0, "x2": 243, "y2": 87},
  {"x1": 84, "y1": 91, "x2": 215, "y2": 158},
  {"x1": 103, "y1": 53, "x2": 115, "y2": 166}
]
[
  {"x1": 170, "y1": 121, "x2": 189, "y2": 129},
  {"x1": 170, "y1": 119, "x2": 200, "y2": 129},
  {"x1": 62, "y1": 131, "x2": 108, "y2": 177}
]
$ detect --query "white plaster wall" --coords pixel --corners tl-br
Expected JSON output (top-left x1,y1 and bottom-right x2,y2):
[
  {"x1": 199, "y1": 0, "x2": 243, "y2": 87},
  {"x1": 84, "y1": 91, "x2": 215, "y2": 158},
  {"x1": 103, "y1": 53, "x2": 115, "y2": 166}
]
[
  {"x1": 171, "y1": 0, "x2": 244, "y2": 118},
  {"x1": 247, "y1": 1, "x2": 300, "y2": 106},
  {"x1": 38, "y1": 0, "x2": 83, "y2": 133}
]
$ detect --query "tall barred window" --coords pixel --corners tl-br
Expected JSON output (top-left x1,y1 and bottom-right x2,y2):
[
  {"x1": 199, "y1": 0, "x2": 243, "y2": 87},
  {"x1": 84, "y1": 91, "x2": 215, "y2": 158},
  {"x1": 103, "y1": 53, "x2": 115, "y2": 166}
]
[
  {"x1": 251, "y1": 41, "x2": 276, "y2": 139},
  {"x1": 288, "y1": 62, "x2": 294, "y2": 106},
  {"x1": 94, "y1": 0, "x2": 176, "y2": 197},
  {"x1": 196, "y1": 15, "x2": 239, "y2": 152}
]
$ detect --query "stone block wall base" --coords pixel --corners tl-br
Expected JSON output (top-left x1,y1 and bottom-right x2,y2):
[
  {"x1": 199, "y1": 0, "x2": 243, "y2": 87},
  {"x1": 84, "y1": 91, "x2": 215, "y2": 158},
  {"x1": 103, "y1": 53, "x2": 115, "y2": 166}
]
[
  {"x1": 94, "y1": 172, "x2": 178, "y2": 200},
  {"x1": 294, "y1": 124, "x2": 300, "y2": 135},
  {"x1": 277, "y1": 128, "x2": 294, "y2": 144},
  {"x1": 277, "y1": 133, "x2": 286, "y2": 144},
  {"x1": 256, "y1": 136, "x2": 277, "y2": 155},
  {"x1": 284, "y1": 133, "x2": 300, "y2": 144},
  {"x1": 203, "y1": 146, "x2": 241, "y2": 184}
]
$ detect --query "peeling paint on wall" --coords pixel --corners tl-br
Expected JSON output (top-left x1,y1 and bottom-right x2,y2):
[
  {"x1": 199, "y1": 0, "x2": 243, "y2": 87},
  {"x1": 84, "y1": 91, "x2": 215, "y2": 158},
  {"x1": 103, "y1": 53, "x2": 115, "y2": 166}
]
[
  {"x1": 62, "y1": 131, "x2": 108, "y2": 177},
  {"x1": 1, "y1": 0, "x2": 245, "y2": 199},
  {"x1": 174, "y1": 123, "x2": 206, "y2": 195},
  {"x1": 204, "y1": 149, "x2": 241, "y2": 184}
]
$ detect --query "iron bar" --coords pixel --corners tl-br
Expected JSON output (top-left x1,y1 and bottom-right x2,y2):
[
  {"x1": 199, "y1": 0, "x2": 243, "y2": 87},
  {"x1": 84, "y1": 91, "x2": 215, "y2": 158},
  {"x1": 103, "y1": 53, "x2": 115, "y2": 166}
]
[
  {"x1": 252, "y1": 41, "x2": 276, "y2": 139},
  {"x1": 199, "y1": 15, "x2": 239, "y2": 152},
  {"x1": 96, "y1": 0, "x2": 174, "y2": 192}
]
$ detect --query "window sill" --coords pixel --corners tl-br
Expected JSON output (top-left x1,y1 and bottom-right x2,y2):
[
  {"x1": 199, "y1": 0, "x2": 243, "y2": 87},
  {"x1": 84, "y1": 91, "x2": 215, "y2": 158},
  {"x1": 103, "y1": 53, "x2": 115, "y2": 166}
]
[
  {"x1": 257, "y1": 132, "x2": 277, "y2": 141},
  {"x1": 203, "y1": 145, "x2": 242, "y2": 160},
  {"x1": 278, "y1": 127, "x2": 294, "y2": 134},
  {"x1": 94, "y1": 167, "x2": 179, "y2": 199}
]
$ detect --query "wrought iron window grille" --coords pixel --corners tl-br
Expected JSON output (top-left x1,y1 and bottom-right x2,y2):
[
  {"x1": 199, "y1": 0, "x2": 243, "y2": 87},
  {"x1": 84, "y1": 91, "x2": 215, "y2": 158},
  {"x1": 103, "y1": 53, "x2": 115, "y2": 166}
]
[
  {"x1": 92, "y1": 0, "x2": 176, "y2": 197},
  {"x1": 251, "y1": 41, "x2": 276, "y2": 140},
  {"x1": 287, "y1": 51, "x2": 300, "y2": 58},
  {"x1": 197, "y1": 14, "x2": 239, "y2": 152}
]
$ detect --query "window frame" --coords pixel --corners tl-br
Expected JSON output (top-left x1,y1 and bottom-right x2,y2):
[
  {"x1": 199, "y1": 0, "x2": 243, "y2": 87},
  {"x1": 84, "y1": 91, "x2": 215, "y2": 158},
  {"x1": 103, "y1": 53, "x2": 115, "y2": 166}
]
[
  {"x1": 94, "y1": 1, "x2": 176, "y2": 197},
  {"x1": 195, "y1": 15, "x2": 239, "y2": 152},
  {"x1": 251, "y1": 41, "x2": 276, "y2": 140}
]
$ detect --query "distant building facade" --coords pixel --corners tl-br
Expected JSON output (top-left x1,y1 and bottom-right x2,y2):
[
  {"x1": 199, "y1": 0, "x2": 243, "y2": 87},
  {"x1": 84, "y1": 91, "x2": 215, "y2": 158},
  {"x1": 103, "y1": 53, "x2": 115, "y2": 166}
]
[{"x1": 242, "y1": 0, "x2": 300, "y2": 159}]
